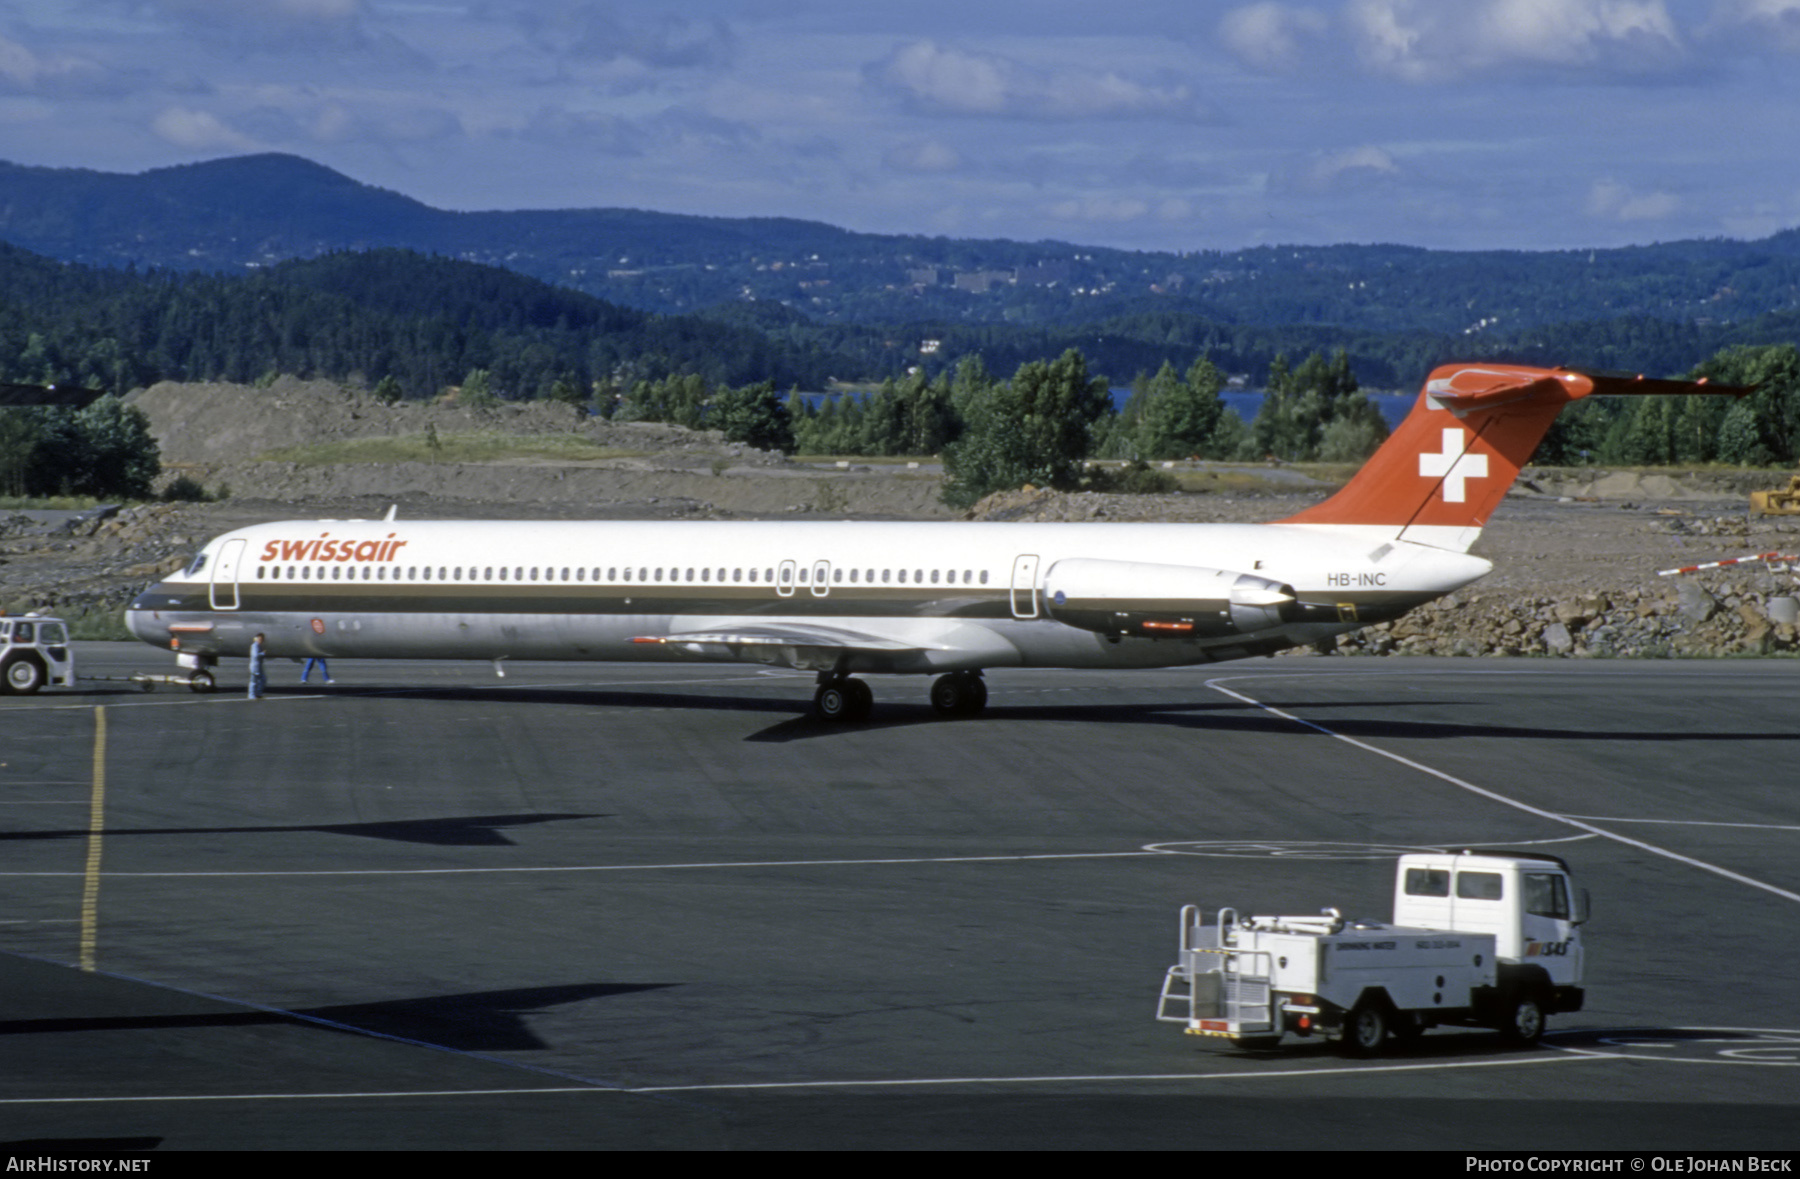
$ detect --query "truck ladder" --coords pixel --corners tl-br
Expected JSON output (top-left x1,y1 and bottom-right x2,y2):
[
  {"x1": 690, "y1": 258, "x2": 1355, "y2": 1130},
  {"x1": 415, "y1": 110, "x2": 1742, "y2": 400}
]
[{"x1": 1156, "y1": 905, "x2": 1276, "y2": 1037}]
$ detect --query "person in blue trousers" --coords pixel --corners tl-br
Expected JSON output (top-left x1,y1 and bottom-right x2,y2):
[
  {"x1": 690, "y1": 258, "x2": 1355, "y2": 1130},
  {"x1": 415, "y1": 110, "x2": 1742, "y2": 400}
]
[
  {"x1": 248, "y1": 633, "x2": 267, "y2": 700},
  {"x1": 302, "y1": 657, "x2": 333, "y2": 684}
]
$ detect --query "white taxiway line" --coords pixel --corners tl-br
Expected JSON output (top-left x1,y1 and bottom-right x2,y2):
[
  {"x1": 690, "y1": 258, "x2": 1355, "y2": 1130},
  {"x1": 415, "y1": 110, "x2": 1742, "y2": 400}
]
[
  {"x1": 1206, "y1": 676, "x2": 1800, "y2": 907},
  {"x1": 0, "y1": 1051, "x2": 1601, "y2": 1106}
]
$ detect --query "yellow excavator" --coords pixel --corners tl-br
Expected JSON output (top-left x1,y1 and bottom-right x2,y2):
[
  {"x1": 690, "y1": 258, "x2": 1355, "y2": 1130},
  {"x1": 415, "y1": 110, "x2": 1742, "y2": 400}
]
[{"x1": 1752, "y1": 475, "x2": 1800, "y2": 515}]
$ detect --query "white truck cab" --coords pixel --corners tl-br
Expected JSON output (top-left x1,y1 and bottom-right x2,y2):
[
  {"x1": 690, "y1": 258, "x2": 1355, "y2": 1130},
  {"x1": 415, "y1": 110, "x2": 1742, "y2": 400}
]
[
  {"x1": 0, "y1": 613, "x2": 76, "y2": 694},
  {"x1": 1157, "y1": 851, "x2": 1588, "y2": 1055}
]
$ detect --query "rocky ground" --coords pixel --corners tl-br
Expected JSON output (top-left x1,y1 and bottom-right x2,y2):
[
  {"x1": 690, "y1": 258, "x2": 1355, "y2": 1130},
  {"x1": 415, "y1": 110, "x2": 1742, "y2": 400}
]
[{"x1": 4, "y1": 378, "x2": 1798, "y2": 657}]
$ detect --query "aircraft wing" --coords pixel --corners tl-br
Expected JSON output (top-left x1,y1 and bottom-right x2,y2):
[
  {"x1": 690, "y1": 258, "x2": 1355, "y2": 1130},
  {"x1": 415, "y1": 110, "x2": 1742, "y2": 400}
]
[{"x1": 631, "y1": 622, "x2": 943, "y2": 655}]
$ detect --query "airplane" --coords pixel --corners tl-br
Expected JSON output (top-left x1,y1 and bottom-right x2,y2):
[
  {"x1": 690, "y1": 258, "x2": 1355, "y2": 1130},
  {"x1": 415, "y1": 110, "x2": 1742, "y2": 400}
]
[{"x1": 125, "y1": 363, "x2": 1745, "y2": 720}]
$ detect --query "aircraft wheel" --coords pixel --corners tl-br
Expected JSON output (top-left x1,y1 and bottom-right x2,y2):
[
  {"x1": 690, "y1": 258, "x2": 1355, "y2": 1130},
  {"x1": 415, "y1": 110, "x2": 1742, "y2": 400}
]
[
  {"x1": 929, "y1": 673, "x2": 969, "y2": 715},
  {"x1": 814, "y1": 680, "x2": 859, "y2": 722},
  {"x1": 930, "y1": 672, "x2": 986, "y2": 717},
  {"x1": 188, "y1": 670, "x2": 216, "y2": 694},
  {"x1": 1, "y1": 653, "x2": 46, "y2": 695}
]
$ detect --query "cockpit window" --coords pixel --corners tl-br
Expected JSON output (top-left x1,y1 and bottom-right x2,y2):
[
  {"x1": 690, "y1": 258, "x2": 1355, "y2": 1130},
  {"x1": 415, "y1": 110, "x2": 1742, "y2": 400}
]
[{"x1": 184, "y1": 552, "x2": 208, "y2": 577}]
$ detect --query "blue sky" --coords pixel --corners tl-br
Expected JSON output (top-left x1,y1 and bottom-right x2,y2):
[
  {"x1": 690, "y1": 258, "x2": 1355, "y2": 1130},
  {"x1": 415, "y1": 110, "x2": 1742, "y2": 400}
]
[{"x1": 2, "y1": 1, "x2": 1797, "y2": 253}]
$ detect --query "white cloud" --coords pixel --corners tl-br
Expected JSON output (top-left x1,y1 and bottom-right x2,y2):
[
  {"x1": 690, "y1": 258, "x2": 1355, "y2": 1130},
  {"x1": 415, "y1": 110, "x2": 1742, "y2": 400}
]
[
  {"x1": 884, "y1": 138, "x2": 961, "y2": 174},
  {"x1": 1344, "y1": 0, "x2": 1684, "y2": 80},
  {"x1": 1705, "y1": 0, "x2": 1800, "y2": 53},
  {"x1": 1587, "y1": 177, "x2": 1680, "y2": 221},
  {"x1": 1219, "y1": 4, "x2": 1332, "y2": 71},
  {"x1": 867, "y1": 40, "x2": 1202, "y2": 121},
  {"x1": 1269, "y1": 144, "x2": 1401, "y2": 195},
  {"x1": 1048, "y1": 195, "x2": 1154, "y2": 224},
  {"x1": 0, "y1": 35, "x2": 112, "y2": 97},
  {"x1": 150, "y1": 106, "x2": 261, "y2": 151}
]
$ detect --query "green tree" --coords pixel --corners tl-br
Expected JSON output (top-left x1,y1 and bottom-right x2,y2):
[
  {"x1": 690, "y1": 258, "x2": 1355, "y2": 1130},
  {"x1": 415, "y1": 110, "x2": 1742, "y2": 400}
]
[
  {"x1": 941, "y1": 349, "x2": 1109, "y2": 509},
  {"x1": 1136, "y1": 357, "x2": 1230, "y2": 459},
  {"x1": 711, "y1": 380, "x2": 795, "y2": 453}
]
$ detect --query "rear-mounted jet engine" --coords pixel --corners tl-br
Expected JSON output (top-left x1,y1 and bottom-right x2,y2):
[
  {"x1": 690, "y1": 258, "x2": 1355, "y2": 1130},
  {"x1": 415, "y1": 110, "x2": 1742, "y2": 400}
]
[{"x1": 1042, "y1": 558, "x2": 1297, "y2": 639}]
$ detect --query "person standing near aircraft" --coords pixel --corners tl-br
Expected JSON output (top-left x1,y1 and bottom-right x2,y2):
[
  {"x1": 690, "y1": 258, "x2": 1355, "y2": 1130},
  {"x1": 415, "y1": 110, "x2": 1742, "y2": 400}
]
[
  {"x1": 301, "y1": 656, "x2": 333, "y2": 684},
  {"x1": 248, "y1": 632, "x2": 267, "y2": 700}
]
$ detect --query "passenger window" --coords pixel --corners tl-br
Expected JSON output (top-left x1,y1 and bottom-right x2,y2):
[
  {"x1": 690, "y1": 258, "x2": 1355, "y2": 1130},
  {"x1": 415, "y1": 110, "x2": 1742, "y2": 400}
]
[
  {"x1": 256, "y1": 567, "x2": 265, "y2": 579},
  {"x1": 931, "y1": 570, "x2": 940, "y2": 584},
  {"x1": 980, "y1": 571, "x2": 989, "y2": 584},
  {"x1": 833, "y1": 568, "x2": 843, "y2": 583},
  {"x1": 1404, "y1": 868, "x2": 1450, "y2": 897},
  {"x1": 733, "y1": 569, "x2": 742, "y2": 582},
  {"x1": 1456, "y1": 871, "x2": 1504, "y2": 901},
  {"x1": 701, "y1": 568, "x2": 710, "y2": 582}
]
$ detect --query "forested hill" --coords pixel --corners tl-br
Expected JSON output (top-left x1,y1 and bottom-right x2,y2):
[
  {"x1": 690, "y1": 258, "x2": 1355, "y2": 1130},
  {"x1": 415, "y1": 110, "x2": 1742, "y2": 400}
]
[
  {"x1": 0, "y1": 243, "x2": 857, "y2": 398},
  {"x1": 3, "y1": 153, "x2": 1799, "y2": 335}
]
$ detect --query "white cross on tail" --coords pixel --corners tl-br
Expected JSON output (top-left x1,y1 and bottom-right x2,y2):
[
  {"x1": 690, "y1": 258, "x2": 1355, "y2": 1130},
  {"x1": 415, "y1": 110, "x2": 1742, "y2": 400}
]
[{"x1": 1418, "y1": 427, "x2": 1488, "y2": 503}]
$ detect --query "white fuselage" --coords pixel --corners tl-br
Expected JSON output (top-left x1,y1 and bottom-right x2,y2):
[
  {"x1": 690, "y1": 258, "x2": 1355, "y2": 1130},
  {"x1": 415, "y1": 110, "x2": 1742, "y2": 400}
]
[{"x1": 126, "y1": 517, "x2": 1491, "y2": 675}]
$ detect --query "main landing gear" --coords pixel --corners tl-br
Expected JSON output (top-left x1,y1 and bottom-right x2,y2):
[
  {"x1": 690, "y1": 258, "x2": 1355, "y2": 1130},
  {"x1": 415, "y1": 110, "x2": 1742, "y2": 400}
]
[
  {"x1": 928, "y1": 670, "x2": 987, "y2": 718},
  {"x1": 810, "y1": 670, "x2": 989, "y2": 723},
  {"x1": 812, "y1": 674, "x2": 874, "y2": 722}
]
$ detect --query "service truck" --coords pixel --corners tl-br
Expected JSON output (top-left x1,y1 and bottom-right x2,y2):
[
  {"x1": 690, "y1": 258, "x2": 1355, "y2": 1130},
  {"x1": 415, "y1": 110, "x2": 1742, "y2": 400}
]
[
  {"x1": 0, "y1": 613, "x2": 76, "y2": 694},
  {"x1": 1156, "y1": 851, "x2": 1587, "y2": 1055}
]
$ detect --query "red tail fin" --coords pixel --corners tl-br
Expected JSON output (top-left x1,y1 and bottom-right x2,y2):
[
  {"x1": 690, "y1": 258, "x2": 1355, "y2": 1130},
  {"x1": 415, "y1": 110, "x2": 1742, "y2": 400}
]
[{"x1": 1278, "y1": 363, "x2": 1747, "y2": 551}]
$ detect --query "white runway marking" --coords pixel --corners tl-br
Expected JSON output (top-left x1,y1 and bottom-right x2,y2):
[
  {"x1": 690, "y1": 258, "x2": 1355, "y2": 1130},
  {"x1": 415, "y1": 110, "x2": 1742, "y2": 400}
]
[
  {"x1": 0, "y1": 1051, "x2": 1602, "y2": 1106},
  {"x1": 1207, "y1": 673, "x2": 1800, "y2": 907},
  {"x1": 1563, "y1": 815, "x2": 1800, "y2": 833}
]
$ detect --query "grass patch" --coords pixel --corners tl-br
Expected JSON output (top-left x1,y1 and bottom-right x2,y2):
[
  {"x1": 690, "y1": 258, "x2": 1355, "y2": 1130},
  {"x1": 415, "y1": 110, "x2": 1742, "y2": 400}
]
[
  {"x1": 257, "y1": 432, "x2": 651, "y2": 465},
  {"x1": 0, "y1": 495, "x2": 114, "y2": 512}
]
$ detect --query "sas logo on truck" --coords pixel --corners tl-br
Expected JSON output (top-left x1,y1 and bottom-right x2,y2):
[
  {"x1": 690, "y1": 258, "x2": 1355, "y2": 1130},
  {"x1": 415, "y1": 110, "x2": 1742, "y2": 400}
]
[{"x1": 1526, "y1": 940, "x2": 1572, "y2": 957}]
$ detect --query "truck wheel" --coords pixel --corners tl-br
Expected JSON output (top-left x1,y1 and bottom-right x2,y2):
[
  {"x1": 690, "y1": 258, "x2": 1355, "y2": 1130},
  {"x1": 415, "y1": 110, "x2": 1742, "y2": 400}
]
[
  {"x1": 1340, "y1": 1000, "x2": 1390, "y2": 1057},
  {"x1": 1500, "y1": 993, "x2": 1545, "y2": 1047},
  {"x1": 188, "y1": 670, "x2": 216, "y2": 694},
  {"x1": 1, "y1": 654, "x2": 46, "y2": 695}
]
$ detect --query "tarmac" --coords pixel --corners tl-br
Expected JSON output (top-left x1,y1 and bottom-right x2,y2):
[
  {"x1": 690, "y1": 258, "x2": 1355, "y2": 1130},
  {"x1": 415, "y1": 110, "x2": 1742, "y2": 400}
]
[{"x1": 3, "y1": 646, "x2": 1798, "y2": 1150}]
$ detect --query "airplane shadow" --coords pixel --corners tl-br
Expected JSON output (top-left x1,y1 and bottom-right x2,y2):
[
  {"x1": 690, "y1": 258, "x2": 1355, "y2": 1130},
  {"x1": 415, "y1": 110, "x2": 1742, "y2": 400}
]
[
  {"x1": 0, "y1": 980, "x2": 670, "y2": 1053},
  {"x1": 746, "y1": 696, "x2": 1800, "y2": 745},
  {"x1": 0, "y1": 811, "x2": 602, "y2": 846},
  {"x1": 165, "y1": 680, "x2": 1800, "y2": 748}
]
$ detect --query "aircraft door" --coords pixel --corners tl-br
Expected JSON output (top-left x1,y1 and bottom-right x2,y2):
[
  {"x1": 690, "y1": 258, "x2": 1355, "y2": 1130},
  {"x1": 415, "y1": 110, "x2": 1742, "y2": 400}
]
[
  {"x1": 811, "y1": 560, "x2": 831, "y2": 597},
  {"x1": 1010, "y1": 554, "x2": 1040, "y2": 619},
  {"x1": 210, "y1": 539, "x2": 246, "y2": 610},
  {"x1": 777, "y1": 559, "x2": 797, "y2": 598}
]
